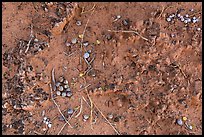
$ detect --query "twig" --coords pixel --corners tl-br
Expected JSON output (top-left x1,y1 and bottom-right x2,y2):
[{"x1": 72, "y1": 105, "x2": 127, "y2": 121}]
[
  {"x1": 80, "y1": 5, "x2": 96, "y2": 65},
  {"x1": 108, "y1": 29, "x2": 149, "y2": 41},
  {"x1": 51, "y1": 68, "x2": 56, "y2": 91},
  {"x1": 189, "y1": 11, "x2": 202, "y2": 18},
  {"x1": 49, "y1": 83, "x2": 73, "y2": 128},
  {"x1": 79, "y1": 84, "x2": 91, "y2": 91},
  {"x1": 75, "y1": 98, "x2": 83, "y2": 118},
  {"x1": 57, "y1": 108, "x2": 78, "y2": 135},
  {"x1": 87, "y1": 93, "x2": 93, "y2": 130},
  {"x1": 25, "y1": 24, "x2": 34, "y2": 53},
  {"x1": 82, "y1": 96, "x2": 98, "y2": 116},
  {"x1": 33, "y1": 131, "x2": 43, "y2": 135},
  {"x1": 157, "y1": 5, "x2": 173, "y2": 19},
  {"x1": 81, "y1": 4, "x2": 96, "y2": 14}
]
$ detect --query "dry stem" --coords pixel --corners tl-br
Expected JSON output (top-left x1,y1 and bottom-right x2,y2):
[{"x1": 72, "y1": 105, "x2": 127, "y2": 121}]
[
  {"x1": 108, "y1": 29, "x2": 149, "y2": 41},
  {"x1": 25, "y1": 24, "x2": 34, "y2": 53},
  {"x1": 75, "y1": 98, "x2": 83, "y2": 118}
]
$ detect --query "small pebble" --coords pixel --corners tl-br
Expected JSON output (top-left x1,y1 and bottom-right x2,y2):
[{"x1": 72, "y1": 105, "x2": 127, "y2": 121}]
[
  {"x1": 83, "y1": 114, "x2": 89, "y2": 121},
  {"x1": 66, "y1": 42, "x2": 71, "y2": 47},
  {"x1": 107, "y1": 113, "x2": 114, "y2": 120},
  {"x1": 180, "y1": 16, "x2": 184, "y2": 22},
  {"x1": 192, "y1": 19, "x2": 197, "y2": 23},
  {"x1": 117, "y1": 15, "x2": 121, "y2": 19},
  {"x1": 65, "y1": 87, "x2": 71, "y2": 92},
  {"x1": 47, "y1": 123, "x2": 52, "y2": 128},
  {"x1": 67, "y1": 108, "x2": 74, "y2": 115},
  {"x1": 187, "y1": 18, "x2": 191, "y2": 22},
  {"x1": 64, "y1": 84, "x2": 69, "y2": 89},
  {"x1": 56, "y1": 91, "x2": 61, "y2": 96},
  {"x1": 166, "y1": 17, "x2": 172, "y2": 22},
  {"x1": 186, "y1": 124, "x2": 193, "y2": 130},
  {"x1": 59, "y1": 76, "x2": 64, "y2": 83},
  {"x1": 190, "y1": 9, "x2": 194, "y2": 12},
  {"x1": 177, "y1": 14, "x2": 181, "y2": 17},
  {"x1": 182, "y1": 116, "x2": 187, "y2": 121},
  {"x1": 55, "y1": 82, "x2": 61, "y2": 87},
  {"x1": 184, "y1": 20, "x2": 188, "y2": 24},
  {"x1": 197, "y1": 28, "x2": 201, "y2": 31},
  {"x1": 45, "y1": 121, "x2": 49, "y2": 125},
  {"x1": 59, "y1": 86, "x2": 64, "y2": 91},
  {"x1": 66, "y1": 91, "x2": 73, "y2": 97},
  {"x1": 43, "y1": 117, "x2": 48, "y2": 122},
  {"x1": 192, "y1": 16, "x2": 196, "y2": 20},
  {"x1": 64, "y1": 80, "x2": 68, "y2": 84},
  {"x1": 169, "y1": 14, "x2": 175, "y2": 18},
  {"x1": 76, "y1": 20, "x2": 82, "y2": 26},
  {"x1": 83, "y1": 52, "x2": 90, "y2": 59},
  {"x1": 177, "y1": 119, "x2": 183, "y2": 126},
  {"x1": 71, "y1": 38, "x2": 77, "y2": 44},
  {"x1": 123, "y1": 19, "x2": 129, "y2": 26},
  {"x1": 61, "y1": 92, "x2": 67, "y2": 97},
  {"x1": 34, "y1": 38, "x2": 39, "y2": 42},
  {"x1": 185, "y1": 14, "x2": 189, "y2": 18},
  {"x1": 83, "y1": 41, "x2": 89, "y2": 47}
]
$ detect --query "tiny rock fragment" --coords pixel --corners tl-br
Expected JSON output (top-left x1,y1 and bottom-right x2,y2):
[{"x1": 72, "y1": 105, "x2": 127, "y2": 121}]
[
  {"x1": 176, "y1": 119, "x2": 183, "y2": 126},
  {"x1": 96, "y1": 40, "x2": 100, "y2": 45},
  {"x1": 182, "y1": 116, "x2": 187, "y2": 121},
  {"x1": 79, "y1": 34, "x2": 83, "y2": 39},
  {"x1": 83, "y1": 52, "x2": 90, "y2": 59}
]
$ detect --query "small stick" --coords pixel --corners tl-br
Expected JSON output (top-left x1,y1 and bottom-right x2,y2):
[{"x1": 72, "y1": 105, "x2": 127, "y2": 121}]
[
  {"x1": 75, "y1": 98, "x2": 83, "y2": 118},
  {"x1": 108, "y1": 29, "x2": 149, "y2": 41},
  {"x1": 33, "y1": 131, "x2": 43, "y2": 135},
  {"x1": 49, "y1": 83, "x2": 73, "y2": 128},
  {"x1": 157, "y1": 5, "x2": 173, "y2": 19},
  {"x1": 51, "y1": 68, "x2": 56, "y2": 91},
  {"x1": 25, "y1": 24, "x2": 34, "y2": 53},
  {"x1": 81, "y1": 4, "x2": 96, "y2": 14},
  {"x1": 87, "y1": 93, "x2": 93, "y2": 130},
  {"x1": 80, "y1": 6, "x2": 96, "y2": 65},
  {"x1": 82, "y1": 96, "x2": 98, "y2": 116},
  {"x1": 79, "y1": 84, "x2": 91, "y2": 91}
]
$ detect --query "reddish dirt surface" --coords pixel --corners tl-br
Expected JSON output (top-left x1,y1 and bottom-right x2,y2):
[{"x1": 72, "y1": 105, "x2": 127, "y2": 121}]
[{"x1": 2, "y1": 2, "x2": 202, "y2": 135}]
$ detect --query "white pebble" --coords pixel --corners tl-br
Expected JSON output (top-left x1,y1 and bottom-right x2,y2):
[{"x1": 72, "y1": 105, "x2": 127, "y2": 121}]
[
  {"x1": 177, "y1": 14, "x2": 181, "y2": 17},
  {"x1": 184, "y1": 20, "x2": 188, "y2": 24},
  {"x1": 192, "y1": 19, "x2": 197, "y2": 23},
  {"x1": 48, "y1": 123, "x2": 52, "y2": 128},
  {"x1": 43, "y1": 117, "x2": 47, "y2": 121},
  {"x1": 180, "y1": 17, "x2": 184, "y2": 22},
  {"x1": 76, "y1": 20, "x2": 82, "y2": 26},
  {"x1": 187, "y1": 18, "x2": 191, "y2": 22},
  {"x1": 117, "y1": 15, "x2": 121, "y2": 19},
  {"x1": 83, "y1": 52, "x2": 90, "y2": 59},
  {"x1": 166, "y1": 18, "x2": 171, "y2": 22},
  {"x1": 192, "y1": 16, "x2": 196, "y2": 20},
  {"x1": 197, "y1": 28, "x2": 201, "y2": 31},
  {"x1": 185, "y1": 14, "x2": 189, "y2": 18},
  {"x1": 71, "y1": 38, "x2": 77, "y2": 44}
]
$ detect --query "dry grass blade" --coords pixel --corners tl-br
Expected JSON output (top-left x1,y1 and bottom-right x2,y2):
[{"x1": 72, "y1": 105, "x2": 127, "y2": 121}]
[
  {"x1": 75, "y1": 98, "x2": 83, "y2": 118},
  {"x1": 25, "y1": 24, "x2": 34, "y2": 53},
  {"x1": 81, "y1": 4, "x2": 96, "y2": 14},
  {"x1": 87, "y1": 93, "x2": 93, "y2": 130},
  {"x1": 108, "y1": 29, "x2": 149, "y2": 41},
  {"x1": 79, "y1": 5, "x2": 96, "y2": 65}
]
